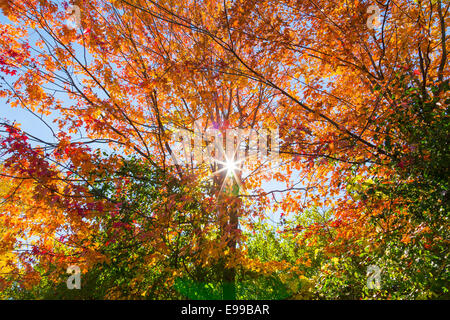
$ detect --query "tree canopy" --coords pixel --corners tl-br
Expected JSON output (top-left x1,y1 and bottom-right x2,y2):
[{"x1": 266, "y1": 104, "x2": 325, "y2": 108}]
[{"x1": 0, "y1": 0, "x2": 448, "y2": 299}]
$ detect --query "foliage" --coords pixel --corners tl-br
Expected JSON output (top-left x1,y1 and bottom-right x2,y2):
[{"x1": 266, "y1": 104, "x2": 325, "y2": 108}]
[{"x1": 0, "y1": 0, "x2": 448, "y2": 300}]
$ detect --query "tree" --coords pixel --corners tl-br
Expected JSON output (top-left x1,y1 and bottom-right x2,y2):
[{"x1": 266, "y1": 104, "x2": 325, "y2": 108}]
[{"x1": 0, "y1": 0, "x2": 448, "y2": 299}]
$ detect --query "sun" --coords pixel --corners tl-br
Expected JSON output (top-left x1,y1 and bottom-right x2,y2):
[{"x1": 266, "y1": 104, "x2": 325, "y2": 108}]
[
  {"x1": 224, "y1": 157, "x2": 239, "y2": 176},
  {"x1": 207, "y1": 154, "x2": 243, "y2": 193}
]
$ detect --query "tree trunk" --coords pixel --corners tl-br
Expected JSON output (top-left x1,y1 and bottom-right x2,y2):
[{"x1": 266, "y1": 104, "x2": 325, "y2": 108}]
[
  {"x1": 215, "y1": 163, "x2": 239, "y2": 300},
  {"x1": 223, "y1": 202, "x2": 238, "y2": 299}
]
